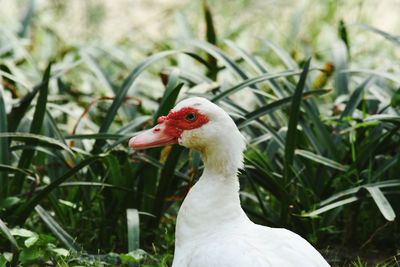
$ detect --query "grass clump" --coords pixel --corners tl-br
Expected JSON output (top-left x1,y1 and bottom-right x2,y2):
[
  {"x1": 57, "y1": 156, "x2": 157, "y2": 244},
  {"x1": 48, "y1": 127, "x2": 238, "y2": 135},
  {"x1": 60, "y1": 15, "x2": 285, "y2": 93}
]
[{"x1": 0, "y1": 1, "x2": 399, "y2": 266}]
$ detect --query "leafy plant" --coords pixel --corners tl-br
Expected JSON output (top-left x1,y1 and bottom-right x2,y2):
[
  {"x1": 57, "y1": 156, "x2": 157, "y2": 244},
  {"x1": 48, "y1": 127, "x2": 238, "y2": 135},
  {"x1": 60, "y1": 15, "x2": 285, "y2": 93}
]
[{"x1": 0, "y1": 1, "x2": 399, "y2": 266}]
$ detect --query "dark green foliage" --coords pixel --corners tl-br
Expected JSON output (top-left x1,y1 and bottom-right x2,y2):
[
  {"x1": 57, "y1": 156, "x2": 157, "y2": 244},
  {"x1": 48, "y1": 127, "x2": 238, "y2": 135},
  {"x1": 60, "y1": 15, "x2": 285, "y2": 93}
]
[{"x1": 0, "y1": 2, "x2": 399, "y2": 266}]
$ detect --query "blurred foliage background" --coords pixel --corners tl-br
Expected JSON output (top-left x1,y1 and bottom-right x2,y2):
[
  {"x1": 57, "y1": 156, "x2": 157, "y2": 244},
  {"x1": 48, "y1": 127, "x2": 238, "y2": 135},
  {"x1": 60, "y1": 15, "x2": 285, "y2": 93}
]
[{"x1": 0, "y1": 0, "x2": 399, "y2": 266}]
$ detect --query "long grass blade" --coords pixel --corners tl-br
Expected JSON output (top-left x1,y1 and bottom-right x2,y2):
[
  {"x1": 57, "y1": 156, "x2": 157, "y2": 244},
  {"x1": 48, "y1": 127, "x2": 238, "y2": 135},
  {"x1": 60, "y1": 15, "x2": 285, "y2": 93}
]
[
  {"x1": 303, "y1": 196, "x2": 358, "y2": 217},
  {"x1": 333, "y1": 41, "x2": 349, "y2": 95},
  {"x1": 225, "y1": 40, "x2": 283, "y2": 101},
  {"x1": 358, "y1": 24, "x2": 400, "y2": 45},
  {"x1": 35, "y1": 205, "x2": 83, "y2": 252},
  {"x1": 153, "y1": 146, "x2": 184, "y2": 223},
  {"x1": 8, "y1": 82, "x2": 43, "y2": 132},
  {"x1": 126, "y1": 209, "x2": 140, "y2": 251},
  {"x1": 225, "y1": 40, "x2": 267, "y2": 74},
  {"x1": 343, "y1": 69, "x2": 400, "y2": 84},
  {"x1": 0, "y1": 164, "x2": 39, "y2": 181},
  {"x1": 187, "y1": 40, "x2": 249, "y2": 80},
  {"x1": 203, "y1": 0, "x2": 218, "y2": 80},
  {"x1": 364, "y1": 186, "x2": 396, "y2": 221},
  {"x1": 295, "y1": 149, "x2": 349, "y2": 171},
  {"x1": 320, "y1": 179, "x2": 400, "y2": 206},
  {"x1": 262, "y1": 40, "x2": 297, "y2": 70},
  {"x1": 211, "y1": 70, "x2": 301, "y2": 102},
  {"x1": 18, "y1": 0, "x2": 35, "y2": 38},
  {"x1": 340, "y1": 77, "x2": 374, "y2": 120},
  {"x1": 0, "y1": 132, "x2": 73, "y2": 154},
  {"x1": 0, "y1": 218, "x2": 19, "y2": 250},
  {"x1": 12, "y1": 63, "x2": 51, "y2": 194},
  {"x1": 146, "y1": 70, "x2": 184, "y2": 229},
  {"x1": 12, "y1": 155, "x2": 104, "y2": 225},
  {"x1": 0, "y1": 88, "x2": 9, "y2": 197},
  {"x1": 237, "y1": 89, "x2": 330, "y2": 128},
  {"x1": 153, "y1": 69, "x2": 184, "y2": 122},
  {"x1": 283, "y1": 58, "x2": 311, "y2": 183},
  {"x1": 93, "y1": 50, "x2": 181, "y2": 152}
]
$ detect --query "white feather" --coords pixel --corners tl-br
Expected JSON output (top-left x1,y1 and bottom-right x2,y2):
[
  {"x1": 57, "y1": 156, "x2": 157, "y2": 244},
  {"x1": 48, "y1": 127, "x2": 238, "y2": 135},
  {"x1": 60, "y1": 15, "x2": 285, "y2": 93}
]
[{"x1": 171, "y1": 97, "x2": 330, "y2": 267}]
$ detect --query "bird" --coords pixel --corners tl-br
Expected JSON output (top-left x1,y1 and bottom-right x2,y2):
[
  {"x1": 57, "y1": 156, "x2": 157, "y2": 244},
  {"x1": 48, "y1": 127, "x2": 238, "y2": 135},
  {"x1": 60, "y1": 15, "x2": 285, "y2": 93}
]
[{"x1": 129, "y1": 97, "x2": 330, "y2": 267}]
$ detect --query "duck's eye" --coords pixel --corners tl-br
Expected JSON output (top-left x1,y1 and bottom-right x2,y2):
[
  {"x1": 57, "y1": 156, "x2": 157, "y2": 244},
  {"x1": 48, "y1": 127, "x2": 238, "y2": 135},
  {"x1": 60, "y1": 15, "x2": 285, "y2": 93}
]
[{"x1": 185, "y1": 112, "x2": 197, "y2": 122}]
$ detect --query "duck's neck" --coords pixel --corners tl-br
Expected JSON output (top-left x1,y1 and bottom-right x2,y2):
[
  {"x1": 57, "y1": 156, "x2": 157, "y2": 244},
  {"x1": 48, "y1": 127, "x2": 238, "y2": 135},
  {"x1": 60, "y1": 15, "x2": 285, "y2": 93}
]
[
  {"x1": 202, "y1": 145, "x2": 242, "y2": 177},
  {"x1": 175, "y1": 136, "x2": 248, "y2": 248}
]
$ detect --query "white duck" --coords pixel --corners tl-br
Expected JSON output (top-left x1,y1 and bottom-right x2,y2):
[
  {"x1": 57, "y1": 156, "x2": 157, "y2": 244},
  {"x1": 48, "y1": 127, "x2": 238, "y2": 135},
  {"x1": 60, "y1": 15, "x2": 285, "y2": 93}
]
[{"x1": 129, "y1": 97, "x2": 330, "y2": 267}]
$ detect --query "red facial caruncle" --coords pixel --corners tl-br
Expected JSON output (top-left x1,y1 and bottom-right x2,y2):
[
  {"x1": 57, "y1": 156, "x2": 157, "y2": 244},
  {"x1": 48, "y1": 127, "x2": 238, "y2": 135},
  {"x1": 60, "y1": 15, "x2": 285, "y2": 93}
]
[
  {"x1": 157, "y1": 107, "x2": 209, "y2": 138},
  {"x1": 129, "y1": 107, "x2": 209, "y2": 149}
]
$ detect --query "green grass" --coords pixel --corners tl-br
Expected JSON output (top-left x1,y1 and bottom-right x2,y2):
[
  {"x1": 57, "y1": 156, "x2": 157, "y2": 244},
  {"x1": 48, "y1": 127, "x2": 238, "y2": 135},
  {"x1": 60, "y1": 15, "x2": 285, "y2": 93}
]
[{"x1": 0, "y1": 1, "x2": 399, "y2": 266}]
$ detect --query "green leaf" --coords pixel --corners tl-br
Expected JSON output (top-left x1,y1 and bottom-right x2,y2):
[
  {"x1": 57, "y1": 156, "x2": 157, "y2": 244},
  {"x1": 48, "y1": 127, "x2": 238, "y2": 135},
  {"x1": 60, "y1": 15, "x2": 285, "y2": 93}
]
[
  {"x1": 225, "y1": 40, "x2": 281, "y2": 102},
  {"x1": 364, "y1": 186, "x2": 396, "y2": 221},
  {"x1": 0, "y1": 197, "x2": 20, "y2": 210},
  {"x1": 90, "y1": 49, "x2": 210, "y2": 151},
  {"x1": 211, "y1": 70, "x2": 301, "y2": 103},
  {"x1": 302, "y1": 101, "x2": 339, "y2": 160},
  {"x1": 93, "y1": 50, "x2": 181, "y2": 153},
  {"x1": 0, "y1": 164, "x2": 38, "y2": 182},
  {"x1": 12, "y1": 155, "x2": 104, "y2": 226},
  {"x1": 320, "y1": 179, "x2": 400, "y2": 206},
  {"x1": 0, "y1": 88, "x2": 9, "y2": 197},
  {"x1": 18, "y1": 0, "x2": 35, "y2": 38},
  {"x1": 153, "y1": 69, "x2": 184, "y2": 122},
  {"x1": 343, "y1": 69, "x2": 400, "y2": 84},
  {"x1": 12, "y1": 63, "x2": 51, "y2": 195},
  {"x1": 338, "y1": 19, "x2": 350, "y2": 54},
  {"x1": 187, "y1": 40, "x2": 250, "y2": 81},
  {"x1": 333, "y1": 41, "x2": 349, "y2": 95},
  {"x1": 120, "y1": 250, "x2": 147, "y2": 264},
  {"x1": 116, "y1": 116, "x2": 152, "y2": 134},
  {"x1": 262, "y1": 40, "x2": 297, "y2": 70},
  {"x1": 224, "y1": 40, "x2": 267, "y2": 74},
  {"x1": 305, "y1": 180, "x2": 400, "y2": 218},
  {"x1": 0, "y1": 254, "x2": 10, "y2": 266},
  {"x1": 64, "y1": 133, "x2": 124, "y2": 140},
  {"x1": 244, "y1": 151, "x2": 288, "y2": 201},
  {"x1": 0, "y1": 132, "x2": 73, "y2": 154},
  {"x1": 8, "y1": 74, "x2": 48, "y2": 133},
  {"x1": 364, "y1": 114, "x2": 400, "y2": 123},
  {"x1": 0, "y1": 218, "x2": 19, "y2": 250},
  {"x1": 51, "y1": 248, "x2": 70, "y2": 257},
  {"x1": 359, "y1": 24, "x2": 400, "y2": 45},
  {"x1": 24, "y1": 235, "x2": 39, "y2": 248},
  {"x1": 81, "y1": 51, "x2": 115, "y2": 94},
  {"x1": 237, "y1": 89, "x2": 330, "y2": 128},
  {"x1": 126, "y1": 209, "x2": 140, "y2": 252},
  {"x1": 303, "y1": 196, "x2": 358, "y2": 217},
  {"x1": 203, "y1": 0, "x2": 217, "y2": 45},
  {"x1": 295, "y1": 149, "x2": 349, "y2": 171},
  {"x1": 19, "y1": 247, "x2": 45, "y2": 264},
  {"x1": 141, "y1": 70, "x2": 184, "y2": 231},
  {"x1": 245, "y1": 170, "x2": 271, "y2": 220},
  {"x1": 340, "y1": 77, "x2": 374, "y2": 120},
  {"x1": 283, "y1": 58, "x2": 311, "y2": 183},
  {"x1": 153, "y1": 146, "x2": 184, "y2": 224},
  {"x1": 10, "y1": 228, "x2": 36, "y2": 238},
  {"x1": 54, "y1": 181, "x2": 135, "y2": 193},
  {"x1": 131, "y1": 154, "x2": 188, "y2": 180},
  {"x1": 35, "y1": 205, "x2": 82, "y2": 252},
  {"x1": 203, "y1": 0, "x2": 218, "y2": 80},
  {"x1": 390, "y1": 89, "x2": 400, "y2": 107}
]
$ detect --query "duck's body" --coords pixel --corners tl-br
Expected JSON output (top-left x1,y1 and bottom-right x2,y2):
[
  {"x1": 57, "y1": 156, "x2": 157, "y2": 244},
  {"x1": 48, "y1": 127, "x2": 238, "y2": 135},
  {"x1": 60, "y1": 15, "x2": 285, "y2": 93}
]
[
  {"x1": 130, "y1": 97, "x2": 330, "y2": 267},
  {"x1": 173, "y1": 170, "x2": 328, "y2": 267}
]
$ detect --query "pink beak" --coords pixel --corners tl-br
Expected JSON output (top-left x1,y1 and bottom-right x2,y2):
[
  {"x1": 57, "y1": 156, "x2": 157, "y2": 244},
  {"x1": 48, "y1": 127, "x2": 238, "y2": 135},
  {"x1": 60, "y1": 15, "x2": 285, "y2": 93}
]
[{"x1": 129, "y1": 123, "x2": 178, "y2": 150}]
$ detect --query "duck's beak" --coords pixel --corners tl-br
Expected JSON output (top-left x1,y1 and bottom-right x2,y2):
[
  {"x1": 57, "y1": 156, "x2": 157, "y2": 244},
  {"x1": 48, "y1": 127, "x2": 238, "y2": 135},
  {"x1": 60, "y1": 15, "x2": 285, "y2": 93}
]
[{"x1": 129, "y1": 123, "x2": 178, "y2": 150}]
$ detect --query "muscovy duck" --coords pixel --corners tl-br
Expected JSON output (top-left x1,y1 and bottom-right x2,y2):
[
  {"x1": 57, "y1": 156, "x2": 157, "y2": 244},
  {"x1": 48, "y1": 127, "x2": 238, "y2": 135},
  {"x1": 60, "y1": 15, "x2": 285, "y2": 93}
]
[{"x1": 129, "y1": 97, "x2": 330, "y2": 267}]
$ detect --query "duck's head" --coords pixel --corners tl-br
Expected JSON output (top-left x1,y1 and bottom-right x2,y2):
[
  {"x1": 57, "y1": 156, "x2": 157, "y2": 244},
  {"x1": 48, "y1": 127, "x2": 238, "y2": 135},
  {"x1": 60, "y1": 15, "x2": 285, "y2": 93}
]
[{"x1": 129, "y1": 97, "x2": 246, "y2": 174}]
